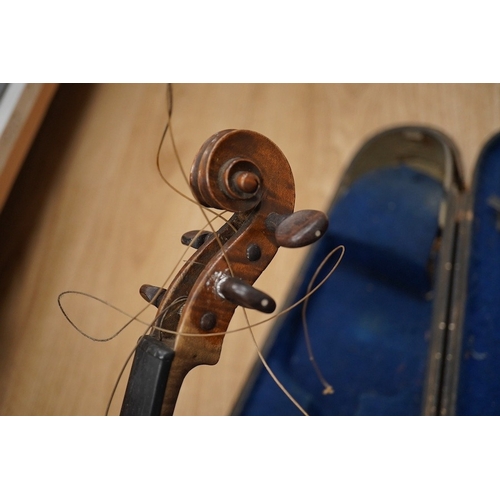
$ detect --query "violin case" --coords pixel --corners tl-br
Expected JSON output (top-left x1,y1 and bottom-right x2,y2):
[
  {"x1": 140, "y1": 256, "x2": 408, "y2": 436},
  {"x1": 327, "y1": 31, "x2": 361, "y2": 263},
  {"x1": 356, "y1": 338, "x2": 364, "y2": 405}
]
[{"x1": 233, "y1": 126, "x2": 500, "y2": 416}]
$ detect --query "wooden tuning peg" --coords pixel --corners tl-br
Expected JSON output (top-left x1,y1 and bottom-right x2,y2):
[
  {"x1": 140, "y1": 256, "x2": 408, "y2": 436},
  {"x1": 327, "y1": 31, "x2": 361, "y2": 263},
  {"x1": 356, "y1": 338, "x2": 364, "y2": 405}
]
[
  {"x1": 267, "y1": 210, "x2": 329, "y2": 248},
  {"x1": 217, "y1": 276, "x2": 276, "y2": 313},
  {"x1": 140, "y1": 284, "x2": 167, "y2": 308},
  {"x1": 181, "y1": 230, "x2": 213, "y2": 249}
]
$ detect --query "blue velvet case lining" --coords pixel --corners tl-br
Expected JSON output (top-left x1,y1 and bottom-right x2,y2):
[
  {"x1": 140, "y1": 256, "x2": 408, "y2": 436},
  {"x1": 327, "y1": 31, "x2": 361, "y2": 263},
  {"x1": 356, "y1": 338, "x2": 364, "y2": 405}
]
[
  {"x1": 238, "y1": 164, "x2": 444, "y2": 415},
  {"x1": 456, "y1": 134, "x2": 500, "y2": 415}
]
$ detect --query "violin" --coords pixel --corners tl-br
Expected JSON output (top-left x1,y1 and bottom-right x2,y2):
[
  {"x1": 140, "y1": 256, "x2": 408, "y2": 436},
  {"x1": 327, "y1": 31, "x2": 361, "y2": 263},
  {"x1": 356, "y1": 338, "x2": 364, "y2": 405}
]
[{"x1": 120, "y1": 129, "x2": 329, "y2": 415}]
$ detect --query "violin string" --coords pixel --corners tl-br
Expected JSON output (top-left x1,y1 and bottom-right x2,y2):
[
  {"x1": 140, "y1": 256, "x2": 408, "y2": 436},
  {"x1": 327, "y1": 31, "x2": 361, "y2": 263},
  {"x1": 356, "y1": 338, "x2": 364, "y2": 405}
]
[
  {"x1": 104, "y1": 296, "x2": 187, "y2": 416},
  {"x1": 59, "y1": 244, "x2": 343, "y2": 415},
  {"x1": 242, "y1": 308, "x2": 309, "y2": 416},
  {"x1": 158, "y1": 88, "x2": 238, "y2": 276},
  {"x1": 302, "y1": 257, "x2": 336, "y2": 396},
  {"x1": 105, "y1": 340, "x2": 140, "y2": 416},
  {"x1": 58, "y1": 223, "x2": 342, "y2": 414},
  {"x1": 58, "y1": 244, "x2": 344, "y2": 339},
  {"x1": 155, "y1": 84, "x2": 237, "y2": 230},
  {"x1": 57, "y1": 214, "x2": 226, "y2": 343}
]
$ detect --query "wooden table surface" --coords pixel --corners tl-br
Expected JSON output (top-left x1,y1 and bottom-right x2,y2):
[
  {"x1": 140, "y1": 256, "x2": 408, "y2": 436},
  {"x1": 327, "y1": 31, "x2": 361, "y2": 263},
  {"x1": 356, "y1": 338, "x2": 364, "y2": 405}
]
[{"x1": 0, "y1": 83, "x2": 499, "y2": 416}]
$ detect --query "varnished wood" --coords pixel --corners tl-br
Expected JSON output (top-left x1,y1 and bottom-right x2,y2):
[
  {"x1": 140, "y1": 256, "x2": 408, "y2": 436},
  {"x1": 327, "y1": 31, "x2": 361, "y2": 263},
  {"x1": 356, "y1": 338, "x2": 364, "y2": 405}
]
[
  {"x1": 155, "y1": 129, "x2": 297, "y2": 415},
  {"x1": 0, "y1": 84, "x2": 499, "y2": 415}
]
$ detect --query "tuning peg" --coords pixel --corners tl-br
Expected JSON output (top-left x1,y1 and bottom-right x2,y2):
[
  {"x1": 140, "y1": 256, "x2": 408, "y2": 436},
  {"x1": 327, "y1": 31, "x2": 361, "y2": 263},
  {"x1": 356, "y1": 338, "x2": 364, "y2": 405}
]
[
  {"x1": 181, "y1": 230, "x2": 213, "y2": 249},
  {"x1": 217, "y1": 276, "x2": 276, "y2": 313},
  {"x1": 140, "y1": 284, "x2": 167, "y2": 308},
  {"x1": 267, "y1": 210, "x2": 328, "y2": 248}
]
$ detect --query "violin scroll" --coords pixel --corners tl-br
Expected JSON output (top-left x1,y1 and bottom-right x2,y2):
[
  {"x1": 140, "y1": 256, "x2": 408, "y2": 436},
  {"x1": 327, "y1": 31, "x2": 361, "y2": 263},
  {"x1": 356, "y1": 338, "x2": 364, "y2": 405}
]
[{"x1": 122, "y1": 129, "x2": 330, "y2": 415}]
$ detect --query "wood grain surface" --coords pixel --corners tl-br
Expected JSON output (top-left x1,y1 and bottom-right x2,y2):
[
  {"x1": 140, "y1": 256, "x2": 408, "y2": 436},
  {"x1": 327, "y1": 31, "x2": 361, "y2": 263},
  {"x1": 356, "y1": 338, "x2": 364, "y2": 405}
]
[{"x1": 0, "y1": 83, "x2": 498, "y2": 415}]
